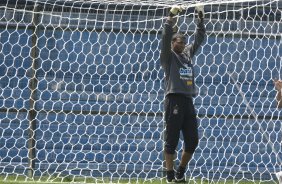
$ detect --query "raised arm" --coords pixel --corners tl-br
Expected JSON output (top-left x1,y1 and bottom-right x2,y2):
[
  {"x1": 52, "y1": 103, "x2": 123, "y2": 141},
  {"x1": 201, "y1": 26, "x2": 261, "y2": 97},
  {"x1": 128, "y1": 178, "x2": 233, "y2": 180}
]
[
  {"x1": 160, "y1": 6, "x2": 182, "y2": 65},
  {"x1": 160, "y1": 18, "x2": 174, "y2": 63},
  {"x1": 184, "y1": 6, "x2": 206, "y2": 57}
]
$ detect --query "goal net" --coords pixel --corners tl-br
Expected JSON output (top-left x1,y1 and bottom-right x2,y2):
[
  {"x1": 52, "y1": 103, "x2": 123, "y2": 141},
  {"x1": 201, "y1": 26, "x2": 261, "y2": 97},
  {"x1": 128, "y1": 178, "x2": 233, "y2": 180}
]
[{"x1": 0, "y1": 0, "x2": 281, "y2": 183}]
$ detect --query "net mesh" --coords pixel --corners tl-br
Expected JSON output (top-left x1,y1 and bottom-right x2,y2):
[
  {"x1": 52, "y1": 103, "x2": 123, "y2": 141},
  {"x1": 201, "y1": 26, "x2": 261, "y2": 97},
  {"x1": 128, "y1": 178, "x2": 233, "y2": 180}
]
[{"x1": 0, "y1": 0, "x2": 281, "y2": 183}]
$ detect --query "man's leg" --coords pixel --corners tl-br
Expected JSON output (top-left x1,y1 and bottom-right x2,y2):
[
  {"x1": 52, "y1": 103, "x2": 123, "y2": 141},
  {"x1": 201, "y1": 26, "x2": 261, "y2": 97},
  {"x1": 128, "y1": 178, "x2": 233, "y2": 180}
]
[
  {"x1": 175, "y1": 97, "x2": 199, "y2": 182},
  {"x1": 179, "y1": 151, "x2": 193, "y2": 168},
  {"x1": 165, "y1": 152, "x2": 175, "y2": 182},
  {"x1": 175, "y1": 151, "x2": 193, "y2": 182},
  {"x1": 165, "y1": 152, "x2": 175, "y2": 171},
  {"x1": 164, "y1": 95, "x2": 184, "y2": 182}
]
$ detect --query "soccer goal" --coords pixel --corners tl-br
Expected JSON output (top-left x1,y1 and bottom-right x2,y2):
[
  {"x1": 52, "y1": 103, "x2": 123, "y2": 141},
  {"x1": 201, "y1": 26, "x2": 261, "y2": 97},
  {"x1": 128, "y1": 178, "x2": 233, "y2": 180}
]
[{"x1": 0, "y1": 0, "x2": 281, "y2": 183}]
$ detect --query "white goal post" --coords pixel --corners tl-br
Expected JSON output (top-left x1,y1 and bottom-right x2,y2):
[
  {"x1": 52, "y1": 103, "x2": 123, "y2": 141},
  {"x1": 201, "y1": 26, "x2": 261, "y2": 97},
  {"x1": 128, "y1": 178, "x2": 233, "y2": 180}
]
[{"x1": 0, "y1": 0, "x2": 281, "y2": 183}]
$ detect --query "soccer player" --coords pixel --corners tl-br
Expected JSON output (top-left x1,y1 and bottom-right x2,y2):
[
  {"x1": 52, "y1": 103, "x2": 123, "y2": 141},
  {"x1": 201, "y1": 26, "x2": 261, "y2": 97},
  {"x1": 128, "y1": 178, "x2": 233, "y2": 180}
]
[
  {"x1": 274, "y1": 79, "x2": 282, "y2": 108},
  {"x1": 160, "y1": 5, "x2": 206, "y2": 183}
]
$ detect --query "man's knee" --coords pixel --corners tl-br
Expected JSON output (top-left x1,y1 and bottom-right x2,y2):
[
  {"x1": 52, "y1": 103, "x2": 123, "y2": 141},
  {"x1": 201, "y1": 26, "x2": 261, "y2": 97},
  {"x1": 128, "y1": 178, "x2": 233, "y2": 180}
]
[
  {"x1": 165, "y1": 144, "x2": 177, "y2": 154},
  {"x1": 184, "y1": 137, "x2": 198, "y2": 153}
]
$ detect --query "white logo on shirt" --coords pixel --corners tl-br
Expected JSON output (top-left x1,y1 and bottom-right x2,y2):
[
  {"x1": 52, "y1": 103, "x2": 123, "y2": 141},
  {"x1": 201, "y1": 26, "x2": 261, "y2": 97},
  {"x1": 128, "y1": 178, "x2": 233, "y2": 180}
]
[{"x1": 179, "y1": 67, "x2": 192, "y2": 77}]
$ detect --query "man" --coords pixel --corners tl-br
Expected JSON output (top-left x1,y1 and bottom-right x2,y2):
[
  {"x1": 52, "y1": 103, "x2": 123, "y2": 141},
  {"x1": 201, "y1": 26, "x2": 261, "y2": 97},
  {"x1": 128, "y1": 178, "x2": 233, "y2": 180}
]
[
  {"x1": 160, "y1": 5, "x2": 206, "y2": 183},
  {"x1": 274, "y1": 79, "x2": 282, "y2": 108}
]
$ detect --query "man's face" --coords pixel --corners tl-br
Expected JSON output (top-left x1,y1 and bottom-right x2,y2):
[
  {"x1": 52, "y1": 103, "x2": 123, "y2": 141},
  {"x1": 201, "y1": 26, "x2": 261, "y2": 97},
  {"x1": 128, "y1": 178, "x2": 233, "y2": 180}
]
[{"x1": 172, "y1": 37, "x2": 186, "y2": 54}]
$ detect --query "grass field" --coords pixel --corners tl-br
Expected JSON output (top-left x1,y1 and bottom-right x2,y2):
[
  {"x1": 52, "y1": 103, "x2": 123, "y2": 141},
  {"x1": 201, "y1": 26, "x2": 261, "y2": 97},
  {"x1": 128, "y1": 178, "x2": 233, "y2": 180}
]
[
  {"x1": 0, "y1": 181, "x2": 277, "y2": 184},
  {"x1": 0, "y1": 176, "x2": 277, "y2": 184}
]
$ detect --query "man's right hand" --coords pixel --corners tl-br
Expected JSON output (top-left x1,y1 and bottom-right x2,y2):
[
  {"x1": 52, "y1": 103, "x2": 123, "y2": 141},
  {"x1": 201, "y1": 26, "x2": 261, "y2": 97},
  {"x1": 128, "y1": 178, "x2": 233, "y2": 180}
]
[
  {"x1": 169, "y1": 5, "x2": 183, "y2": 17},
  {"x1": 195, "y1": 5, "x2": 204, "y2": 19}
]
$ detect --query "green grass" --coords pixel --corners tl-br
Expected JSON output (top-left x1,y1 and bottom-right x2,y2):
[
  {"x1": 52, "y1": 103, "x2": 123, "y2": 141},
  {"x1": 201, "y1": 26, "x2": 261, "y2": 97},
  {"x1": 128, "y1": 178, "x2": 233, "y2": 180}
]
[{"x1": 0, "y1": 175, "x2": 276, "y2": 184}]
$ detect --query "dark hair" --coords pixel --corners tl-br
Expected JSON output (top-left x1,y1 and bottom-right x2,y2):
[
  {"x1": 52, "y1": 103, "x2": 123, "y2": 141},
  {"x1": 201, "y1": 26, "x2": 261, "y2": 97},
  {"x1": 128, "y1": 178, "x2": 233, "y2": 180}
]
[{"x1": 172, "y1": 33, "x2": 186, "y2": 42}]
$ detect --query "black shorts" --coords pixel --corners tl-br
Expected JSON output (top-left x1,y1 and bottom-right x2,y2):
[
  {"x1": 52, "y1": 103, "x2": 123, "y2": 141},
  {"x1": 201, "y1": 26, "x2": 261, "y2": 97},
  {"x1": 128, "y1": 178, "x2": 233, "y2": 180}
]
[{"x1": 164, "y1": 94, "x2": 199, "y2": 154}]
